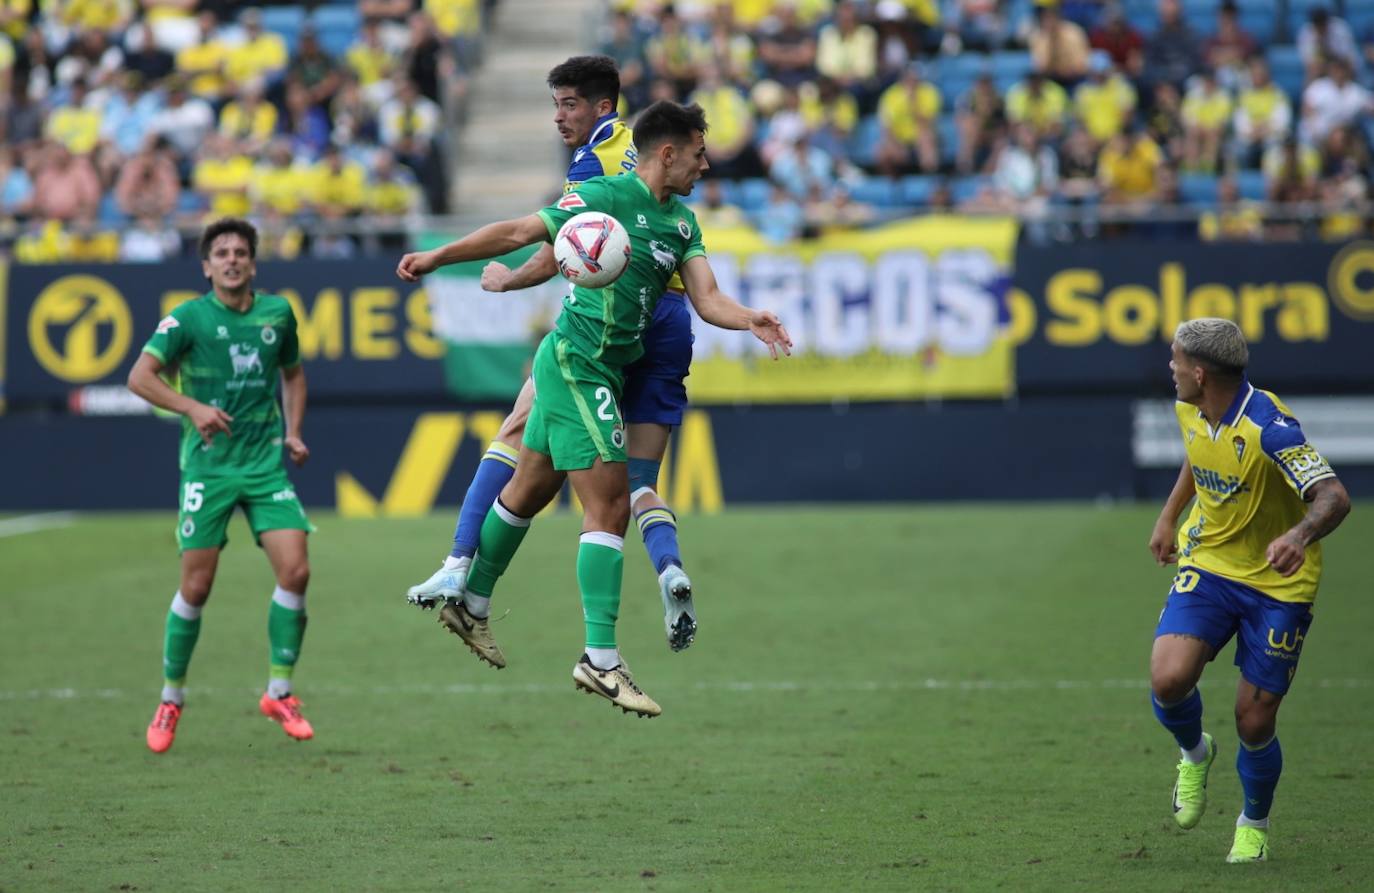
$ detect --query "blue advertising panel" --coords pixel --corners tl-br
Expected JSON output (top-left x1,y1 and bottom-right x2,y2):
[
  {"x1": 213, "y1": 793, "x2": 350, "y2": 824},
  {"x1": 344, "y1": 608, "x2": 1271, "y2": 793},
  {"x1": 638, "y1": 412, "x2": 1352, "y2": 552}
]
[
  {"x1": 2, "y1": 261, "x2": 447, "y2": 403},
  {"x1": 1011, "y1": 240, "x2": 1374, "y2": 393}
]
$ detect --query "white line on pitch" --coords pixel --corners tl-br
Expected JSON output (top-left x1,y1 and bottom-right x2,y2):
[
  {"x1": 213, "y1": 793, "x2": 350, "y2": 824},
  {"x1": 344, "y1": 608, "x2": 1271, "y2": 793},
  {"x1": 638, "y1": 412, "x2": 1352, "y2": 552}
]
[
  {"x1": 0, "y1": 511, "x2": 76, "y2": 539},
  {"x1": 1, "y1": 677, "x2": 1369, "y2": 701}
]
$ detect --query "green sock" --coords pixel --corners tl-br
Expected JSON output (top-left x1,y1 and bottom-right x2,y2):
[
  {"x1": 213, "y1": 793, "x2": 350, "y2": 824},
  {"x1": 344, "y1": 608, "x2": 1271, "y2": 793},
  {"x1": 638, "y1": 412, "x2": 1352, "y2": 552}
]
[
  {"x1": 163, "y1": 605, "x2": 202, "y2": 685},
  {"x1": 466, "y1": 501, "x2": 532, "y2": 598},
  {"x1": 268, "y1": 588, "x2": 307, "y2": 695},
  {"x1": 578, "y1": 533, "x2": 625, "y2": 649}
]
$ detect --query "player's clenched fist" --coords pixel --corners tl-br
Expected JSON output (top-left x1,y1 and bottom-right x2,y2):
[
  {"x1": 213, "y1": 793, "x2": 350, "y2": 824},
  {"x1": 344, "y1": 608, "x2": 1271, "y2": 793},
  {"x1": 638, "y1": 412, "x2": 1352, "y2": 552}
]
[{"x1": 396, "y1": 250, "x2": 439, "y2": 282}]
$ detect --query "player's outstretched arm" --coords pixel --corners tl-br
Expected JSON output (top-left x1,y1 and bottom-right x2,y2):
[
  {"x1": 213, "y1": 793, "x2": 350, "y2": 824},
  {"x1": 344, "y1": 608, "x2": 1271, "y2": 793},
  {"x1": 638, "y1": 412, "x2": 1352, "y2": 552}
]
[
  {"x1": 396, "y1": 214, "x2": 549, "y2": 282},
  {"x1": 482, "y1": 242, "x2": 560, "y2": 293},
  {"x1": 680, "y1": 255, "x2": 793, "y2": 359},
  {"x1": 127, "y1": 351, "x2": 233, "y2": 445},
  {"x1": 1265, "y1": 477, "x2": 1352, "y2": 576},
  {"x1": 280, "y1": 364, "x2": 309, "y2": 466},
  {"x1": 1149, "y1": 459, "x2": 1195, "y2": 565}
]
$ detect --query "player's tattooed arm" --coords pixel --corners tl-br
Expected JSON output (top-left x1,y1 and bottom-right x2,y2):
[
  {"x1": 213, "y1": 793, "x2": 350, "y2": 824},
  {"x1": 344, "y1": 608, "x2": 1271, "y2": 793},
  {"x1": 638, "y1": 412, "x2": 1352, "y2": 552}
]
[
  {"x1": 1149, "y1": 460, "x2": 1195, "y2": 565},
  {"x1": 1266, "y1": 477, "x2": 1352, "y2": 576},
  {"x1": 482, "y1": 243, "x2": 559, "y2": 292}
]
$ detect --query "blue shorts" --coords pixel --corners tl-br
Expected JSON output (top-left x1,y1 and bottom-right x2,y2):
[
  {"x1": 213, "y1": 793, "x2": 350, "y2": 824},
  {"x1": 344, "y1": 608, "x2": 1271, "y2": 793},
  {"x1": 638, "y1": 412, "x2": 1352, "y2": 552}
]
[
  {"x1": 622, "y1": 291, "x2": 692, "y2": 426},
  {"x1": 1155, "y1": 566, "x2": 1314, "y2": 695}
]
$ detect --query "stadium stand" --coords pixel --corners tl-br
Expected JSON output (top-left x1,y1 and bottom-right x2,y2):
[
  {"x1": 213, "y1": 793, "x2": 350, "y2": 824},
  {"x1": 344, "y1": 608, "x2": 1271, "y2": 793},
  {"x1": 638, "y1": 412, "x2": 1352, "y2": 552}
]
[{"x1": 0, "y1": 0, "x2": 497, "y2": 261}]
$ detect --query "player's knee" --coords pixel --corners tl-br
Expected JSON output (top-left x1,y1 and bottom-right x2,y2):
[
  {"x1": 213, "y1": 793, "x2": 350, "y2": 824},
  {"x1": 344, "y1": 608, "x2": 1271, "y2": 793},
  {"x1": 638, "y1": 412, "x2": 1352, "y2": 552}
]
[
  {"x1": 1150, "y1": 672, "x2": 1195, "y2": 706},
  {"x1": 1233, "y1": 703, "x2": 1276, "y2": 746},
  {"x1": 279, "y1": 561, "x2": 310, "y2": 595},
  {"x1": 584, "y1": 500, "x2": 630, "y2": 535},
  {"x1": 180, "y1": 574, "x2": 214, "y2": 604}
]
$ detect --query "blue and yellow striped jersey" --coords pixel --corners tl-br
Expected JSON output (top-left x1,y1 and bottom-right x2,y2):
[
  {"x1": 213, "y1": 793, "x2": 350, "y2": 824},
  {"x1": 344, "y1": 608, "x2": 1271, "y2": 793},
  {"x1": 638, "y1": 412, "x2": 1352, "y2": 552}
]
[
  {"x1": 1175, "y1": 380, "x2": 1337, "y2": 604},
  {"x1": 563, "y1": 113, "x2": 685, "y2": 293}
]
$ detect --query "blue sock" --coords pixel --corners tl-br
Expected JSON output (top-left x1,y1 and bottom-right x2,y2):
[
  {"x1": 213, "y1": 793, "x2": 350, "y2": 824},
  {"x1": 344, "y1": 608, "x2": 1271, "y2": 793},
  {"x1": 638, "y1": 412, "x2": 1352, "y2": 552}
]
[
  {"x1": 1237, "y1": 736, "x2": 1282, "y2": 821},
  {"x1": 452, "y1": 441, "x2": 519, "y2": 560},
  {"x1": 1151, "y1": 688, "x2": 1204, "y2": 751},
  {"x1": 635, "y1": 505, "x2": 681, "y2": 574}
]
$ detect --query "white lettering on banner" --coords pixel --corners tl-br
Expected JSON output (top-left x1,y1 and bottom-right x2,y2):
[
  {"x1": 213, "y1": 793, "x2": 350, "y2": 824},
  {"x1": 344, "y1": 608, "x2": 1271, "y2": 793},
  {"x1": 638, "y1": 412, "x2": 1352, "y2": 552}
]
[{"x1": 690, "y1": 248, "x2": 1002, "y2": 357}]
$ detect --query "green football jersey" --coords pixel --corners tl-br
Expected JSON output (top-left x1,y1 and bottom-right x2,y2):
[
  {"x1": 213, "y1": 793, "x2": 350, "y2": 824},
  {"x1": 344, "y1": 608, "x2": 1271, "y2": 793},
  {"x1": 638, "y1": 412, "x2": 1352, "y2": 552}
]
[
  {"x1": 537, "y1": 172, "x2": 706, "y2": 367},
  {"x1": 141, "y1": 291, "x2": 300, "y2": 477}
]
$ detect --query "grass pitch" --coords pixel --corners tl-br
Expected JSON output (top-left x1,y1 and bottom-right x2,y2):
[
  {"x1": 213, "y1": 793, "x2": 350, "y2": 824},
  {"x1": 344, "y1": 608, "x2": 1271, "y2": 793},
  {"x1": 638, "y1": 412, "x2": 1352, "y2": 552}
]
[{"x1": 2, "y1": 504, "x2": 1371, "y2": 892}]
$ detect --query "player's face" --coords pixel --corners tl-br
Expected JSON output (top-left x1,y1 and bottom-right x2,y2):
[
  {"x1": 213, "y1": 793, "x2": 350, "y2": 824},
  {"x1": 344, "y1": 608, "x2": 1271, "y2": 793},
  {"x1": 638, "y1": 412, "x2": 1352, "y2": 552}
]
[
  {"x1": 551, "y1": 87, "x2": 604, "y2": 147},
  {"x1": 665, "y1": 132, "x2": 709, "y2": 196},
  {"x1": 1169, "y1": 341, "x2": 1202, "y2": 402},
  {"x1": 202, "y1": 234, "x2": 256, "y2": 294}
]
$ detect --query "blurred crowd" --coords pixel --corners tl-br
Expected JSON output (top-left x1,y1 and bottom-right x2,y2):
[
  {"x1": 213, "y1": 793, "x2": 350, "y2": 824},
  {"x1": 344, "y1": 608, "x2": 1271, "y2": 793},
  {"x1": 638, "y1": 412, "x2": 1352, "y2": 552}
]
[
  {"x1": 0, "y1": 0, "x2": 492, "y2": 262},
  {"x1": 605, "y1": 0, "x2": 1374, "y2": 242}
]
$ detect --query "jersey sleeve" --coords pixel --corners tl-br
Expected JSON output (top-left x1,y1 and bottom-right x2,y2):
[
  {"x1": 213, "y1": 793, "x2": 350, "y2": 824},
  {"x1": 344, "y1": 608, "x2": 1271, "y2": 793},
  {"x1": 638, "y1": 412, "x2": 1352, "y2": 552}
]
[
  {"x1": 1260, "y1": 414, "x2": 1336, "y2": 498},
  {"x1": 681, "y1": 208, "x2": 706, "y2": 264},
  {"x1": 141, "y1": 303, "x2": 192, "y2": 365},
  {"x1": 278, "y1": 302, "x2": 301, "y2": 369},
  {"x1": 536, "y1": 176, "x2": 616, "y2": 242}
]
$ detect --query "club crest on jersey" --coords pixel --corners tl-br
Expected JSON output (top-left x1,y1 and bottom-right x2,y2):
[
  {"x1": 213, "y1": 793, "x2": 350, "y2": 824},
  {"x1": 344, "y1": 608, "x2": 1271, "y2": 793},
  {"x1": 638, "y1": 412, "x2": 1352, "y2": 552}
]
[
  {"x1": 1187, "y1": 429, "x2": 1196, "y2": 443},
  {"x1": 677, "y1": 219, "x2": 691, "y2": 239},
  {"x1": 216, "y1": 325, "x2": 229, "y2": 339},
  {"x1": 558, "y1": 192, "x2": 586, "y2": 210},
  {"x1": 261, "y1": 325, "x2": 277, "y2": 344},
  {"x1": 156, "y1": 315, "x2": 179, "y2": 334},
  {"x1": 1233, "y1": 435, "x2": 1246, "y2": 462}
]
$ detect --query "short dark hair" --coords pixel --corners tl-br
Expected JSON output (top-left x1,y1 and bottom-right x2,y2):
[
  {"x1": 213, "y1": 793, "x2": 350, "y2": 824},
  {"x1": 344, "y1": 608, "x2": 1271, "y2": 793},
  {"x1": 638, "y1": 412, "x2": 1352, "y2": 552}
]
[
  {"x1": 547, "y1": 55, "x2": 620, "y2": 111},
  {"x1": 633, "y1": 100, "x2": 708, "y2": 153},
  {"x1": 199, "y1": 218, "x2": 258, "y2": 260}
]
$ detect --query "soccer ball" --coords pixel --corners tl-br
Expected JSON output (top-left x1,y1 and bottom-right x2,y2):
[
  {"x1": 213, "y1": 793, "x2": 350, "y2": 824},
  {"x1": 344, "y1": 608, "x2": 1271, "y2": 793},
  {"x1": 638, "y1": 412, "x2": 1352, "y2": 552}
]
[{"x1": 553, "y1": 211, "x2": 631, "y2": 288}]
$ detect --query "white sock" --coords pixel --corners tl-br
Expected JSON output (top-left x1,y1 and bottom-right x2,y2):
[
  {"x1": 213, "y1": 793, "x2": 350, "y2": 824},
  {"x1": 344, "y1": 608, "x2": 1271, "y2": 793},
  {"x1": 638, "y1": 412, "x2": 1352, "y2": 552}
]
[
  {"x1": 271, "y1": 585, "x2": 305, "y2": 611},
  {"x1": 161, "y1": 685, "x2": 185, "y2": 706},
  {"x1": 1237, "y1": 814, "x2": 1270, "y2": 829},
  {"x1": 170, "y1": 591, "x2": 202, "y2": 620},
  {"x1": 1181, "y1": 736, "x2": 1211, "y2": 764},
  {"x1": 443, "y1": 554, "x2": 470, "y2": 571},
  {"x1": 463, "y1": 594, "x2": 491, "y2": 618},
  {"x1": 267, "y1": 678, "x2": 292, "y2": 699},
  {"x1": 586, "y1": 647, "x2": 620, "y2": 670}
]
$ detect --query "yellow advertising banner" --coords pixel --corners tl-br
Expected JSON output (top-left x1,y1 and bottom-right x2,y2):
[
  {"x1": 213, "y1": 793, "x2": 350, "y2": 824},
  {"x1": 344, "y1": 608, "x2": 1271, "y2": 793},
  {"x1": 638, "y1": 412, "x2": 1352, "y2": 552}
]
[{"x1": 687, "y1": 215, "x2": 1018, "y2": 402}]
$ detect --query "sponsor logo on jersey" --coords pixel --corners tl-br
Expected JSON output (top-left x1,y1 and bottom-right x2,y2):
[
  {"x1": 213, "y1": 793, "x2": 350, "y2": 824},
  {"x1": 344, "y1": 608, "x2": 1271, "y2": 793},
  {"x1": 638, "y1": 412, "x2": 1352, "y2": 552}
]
[
  {"x1": 649, "y1": 240, "x2": 677, "y2": 272},
  {"x1": 271, "y1": 487, "x2": 298, "y2": 503},
  {"x1": 156, "y1": 316, "x2": 180, "y2": 334},
  {"x1": 636, "y1": 213, "x2": 649, "y2": 229},
  {"x1": 558, "y1": 193, "x2": 586, "y2": 210},
  {"x1": 229, "y1": 343, "x2": 264, "y2": 376}
]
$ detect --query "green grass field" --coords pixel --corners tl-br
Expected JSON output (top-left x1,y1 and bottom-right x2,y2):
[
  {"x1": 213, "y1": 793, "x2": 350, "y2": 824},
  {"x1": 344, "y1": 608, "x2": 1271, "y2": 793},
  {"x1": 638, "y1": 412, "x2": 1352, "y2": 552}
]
[{"x1": 2, "y1": 504, "x2": 1371, "y2": 892}]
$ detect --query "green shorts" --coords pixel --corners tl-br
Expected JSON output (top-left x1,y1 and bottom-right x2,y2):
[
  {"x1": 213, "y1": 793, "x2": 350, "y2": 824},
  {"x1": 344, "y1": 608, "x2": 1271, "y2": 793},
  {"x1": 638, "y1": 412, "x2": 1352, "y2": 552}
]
[
  {"x1": 523, "y1": 332, "x2": 627, "y2": 471},
  {"x1": 176, "y1": 469, "x2": 313, "y2": 552}
]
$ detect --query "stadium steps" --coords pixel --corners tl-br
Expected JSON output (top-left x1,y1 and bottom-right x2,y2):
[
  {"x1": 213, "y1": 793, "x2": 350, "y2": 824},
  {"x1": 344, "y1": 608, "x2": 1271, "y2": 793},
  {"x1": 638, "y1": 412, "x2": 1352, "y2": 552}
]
[{"x1": 449, "y1": 0, "x2": 603, "y2": 220}]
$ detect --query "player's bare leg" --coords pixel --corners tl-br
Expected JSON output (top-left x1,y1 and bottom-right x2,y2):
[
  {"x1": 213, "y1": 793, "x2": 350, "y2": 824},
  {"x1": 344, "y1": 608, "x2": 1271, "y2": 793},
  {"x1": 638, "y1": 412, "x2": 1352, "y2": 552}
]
[
  {"x1": 257, "y1": 529, "x2": 313, "y2": 740},
  {"x1": 147, "y1": 548, "x2": 219, "y2": 753},
  {"x1": 1228, "y1": 678, "x2": 1284, "y2": 862},
  {"x1": 440, "y1": 445, "x2": 566, "y2": 668},
  {"x1": 408, "y1": 381, "x2": 534, "y2": 610},
  {"x1": 627, "y1": 422, "x2": 695, "y2": 652},
  {"x1": 1151, "y1": 634, "x2": 1217, "y2": 829},
  {"x1": 569, "y1": 459, "x2": 661, "y2": 717}
]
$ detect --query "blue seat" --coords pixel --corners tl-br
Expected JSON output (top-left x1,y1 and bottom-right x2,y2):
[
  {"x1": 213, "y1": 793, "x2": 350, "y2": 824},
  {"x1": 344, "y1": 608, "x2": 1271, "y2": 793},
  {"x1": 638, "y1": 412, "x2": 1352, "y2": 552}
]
[
  {"x1": 950, "y1": 175, "x2": 989, "y2": 204},
  {"x1": 737, "y1": 178, "x2": 772, "y2": 212},
  {"x1": 1178, "y1": 172, "x2": 1220, "y2": 205},
  {"x1": 1235, "y1": 169, "x2": 1266, "y2": 200},
  {"x1": 312, "y1": 5, "x2": 360, "y2": 56},
  {"x1": 97, "y1": 192, "x2": 127, "y2": 226},
  {"x1": 937, "y1": 113, "x2": 959, "y2": 166},
  {"x1": 1238, "y1": 8, "x2": 1277, "y2": 44},
  {"x1": 1267, "y1": 45, "x2": 1306, "y2": 101},
  {"x1": 900, "y1": 175, "x2": 936, "y2": 205},
  {"x1": 989, "y1": 51, "x2": 1032, "y2": 82},
  {"x1": 848, "y1": 178, "x2": 906, "y2": 207},
  {"x1": 1124, "y1": 0, "x2": 1159, "y2": 34},
  {"x1": 849, "y1": 115, "x2": 883, "y2": 167},
  {"x1": 1346, "y1": 4, "x2": 1374, "y2": 42}
]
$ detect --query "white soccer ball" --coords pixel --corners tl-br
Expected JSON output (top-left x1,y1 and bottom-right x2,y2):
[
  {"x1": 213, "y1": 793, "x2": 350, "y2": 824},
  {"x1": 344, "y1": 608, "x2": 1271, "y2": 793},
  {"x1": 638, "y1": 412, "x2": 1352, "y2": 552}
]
[{"x1": 553, "y1": 211, "x2": 632, "y2": 288}]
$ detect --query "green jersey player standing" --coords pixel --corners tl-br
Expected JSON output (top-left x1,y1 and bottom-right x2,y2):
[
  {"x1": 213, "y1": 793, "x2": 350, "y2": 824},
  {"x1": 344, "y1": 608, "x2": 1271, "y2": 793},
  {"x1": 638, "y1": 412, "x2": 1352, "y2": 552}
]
[
  {"x1": 397, "y1": 101, "x2": 791, "y2": 716},
  {"x1": 128, "y1": 218, "x2": 316, "y2": 752}
]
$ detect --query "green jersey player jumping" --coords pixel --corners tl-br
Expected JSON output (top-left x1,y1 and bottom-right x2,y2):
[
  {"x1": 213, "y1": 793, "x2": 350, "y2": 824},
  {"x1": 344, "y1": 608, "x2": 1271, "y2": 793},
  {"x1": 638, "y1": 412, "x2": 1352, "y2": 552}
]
[
  {"x1": 128, "y1": 218, "x2": 316, "y2": 752},
  {"x1": 397, "y1": 100, "x2": 791, "y2": 716}
]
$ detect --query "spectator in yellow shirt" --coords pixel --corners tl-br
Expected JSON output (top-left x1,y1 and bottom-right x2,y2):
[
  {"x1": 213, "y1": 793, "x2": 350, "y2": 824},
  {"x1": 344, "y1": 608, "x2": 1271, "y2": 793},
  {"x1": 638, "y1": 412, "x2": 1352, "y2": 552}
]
[
  {"x1": 218, "y1": 79, "x2": 278, "y2": 153},
  {"x1": 1199, "y1": 174, "x2": 1264, "y2": 241},
  {"x1": 192, "y1": 133, "x2": 254, "y2": 217},
  {"x1": 1181, "y1": 68, "x2": 1232, "y2": 172},
  {"x1": 1098, "y1": 125, "x2": 1163, "y2": 203},
  {"x1": 816, "y1": 1, "x2": 878, "y2": 101},
  {"x1": 1074, "y1": 51, "x2": 1136, "y2": 146},
  {"x1": 251, "y1": 139, "x2": 313, "y2": 216},
  {"x1": 310, "y1": 144, "x2": 367, "y2": 219},
  {"x1": 175, "y1": 11, "x2": 227, "y2": 100},
  {"x1": 45, "y1": 79, "x2": 102, "y2": 155},
  {"x1": 875, "y1": 61, "x2": 941, "y2": 176},
  {"x1": 0, "y1": 0, "x2": 32, "y2": 41},
  {"x1": 688, "y1": 60, "x2": 761, "y2": 179},
  {"x1": 1233, "y1": 56, "x2": 1291, "y2": 168},
  {"x1": 1006, "y1": 71, "x2": 1069, "y2": 141},
  {"x1": 225, "y1": 8, "x2": 288, "y2": 87},
  {"x1": 347, "y1": 16, "x2": 397, "y2": 108}
]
